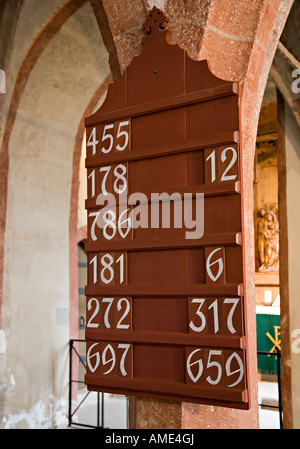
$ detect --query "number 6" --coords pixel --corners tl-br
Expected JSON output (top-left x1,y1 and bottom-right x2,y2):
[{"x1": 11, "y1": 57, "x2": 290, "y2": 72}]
[
  {"x1": 186, "y1": 349, "x2": 204, "y2": 383},
  {"x1": 206, "y1": 248, "x2": 224, "y2": 282}
]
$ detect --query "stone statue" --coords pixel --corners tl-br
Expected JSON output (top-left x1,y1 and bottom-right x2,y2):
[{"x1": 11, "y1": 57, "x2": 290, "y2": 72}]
[{"x1": 257, "y1": 203, "x2": 279, "y2": 272}]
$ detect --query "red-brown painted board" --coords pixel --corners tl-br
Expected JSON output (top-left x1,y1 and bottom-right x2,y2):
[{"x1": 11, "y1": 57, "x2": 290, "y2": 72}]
[
  {"x1": 85, "y1": 197, "x2": 241, "y2": 246},
  {"x1": 86, "y1": 247, "x2": 243, "y2": 287},
  {"x1": 84, "y1": 8, "x2": 248, "y2": 409},
  {"x1": 86, "y1": 295, "x2": 244, "y2": 338},
  {"x1": 84, "y1": 341, "x2": 248, "y2": 408}
]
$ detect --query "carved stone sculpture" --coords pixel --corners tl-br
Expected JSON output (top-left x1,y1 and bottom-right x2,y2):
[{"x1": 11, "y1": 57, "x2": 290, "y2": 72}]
[{"x1": 257, "y1": 203, "x2": 279, "y2": 272}]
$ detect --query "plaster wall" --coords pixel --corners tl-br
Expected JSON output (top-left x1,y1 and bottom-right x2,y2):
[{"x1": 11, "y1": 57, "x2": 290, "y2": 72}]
[
  {"x1": 77, "y1": 135, "x2": 87, "y2": 232},
  {"x1": 0, "y1": 0, "x2": 66, "y2": 136},
  {"x1": 77, "y1": 89, "x2": 107, "y2": 232},
  {"x1": 285, "y1": 101, "x2": 300, "y2": 428},
  {"x1": 1, "y1": 3, "x2": 109, "y2": 428}
]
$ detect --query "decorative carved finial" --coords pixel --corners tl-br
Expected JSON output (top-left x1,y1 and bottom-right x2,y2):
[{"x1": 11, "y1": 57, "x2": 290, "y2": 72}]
[
  {"x1": 257, "y1": 203, "x2": 279, "y2": 272},
  {"x1": 144, "y1": 7, "x2": 168, "y2": 34}
]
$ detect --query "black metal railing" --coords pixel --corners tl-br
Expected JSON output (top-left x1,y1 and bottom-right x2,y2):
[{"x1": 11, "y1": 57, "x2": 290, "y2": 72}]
[
  {"x1": 257, "y1": 348, "x2": 282, "y2": 429},
  {"x1": 68, "y1": 339, "x2": 110, "y2": 429}
]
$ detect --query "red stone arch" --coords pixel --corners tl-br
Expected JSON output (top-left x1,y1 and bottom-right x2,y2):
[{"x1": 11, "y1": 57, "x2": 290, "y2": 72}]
[
  {"x1": 0, "y1": 0, "x2": 110, "y2": 339},
  {"x1": 69, "y1": 76, "x2": 112, "y2": 341},
  {"x1": 0, "y1": 0, "x2": 89, "y2": 326}
]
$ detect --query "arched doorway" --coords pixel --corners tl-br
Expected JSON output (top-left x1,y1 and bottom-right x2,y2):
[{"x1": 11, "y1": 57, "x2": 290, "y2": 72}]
[{"x1": 0, "y1": 0, "x2": 111, "y2": 428}]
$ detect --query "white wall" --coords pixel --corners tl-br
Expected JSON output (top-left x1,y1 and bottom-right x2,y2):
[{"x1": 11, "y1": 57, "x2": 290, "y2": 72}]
[
  {"x1": 1, "y1": 2, "x2": 110, "y2": 428},
  {"x1": 285, "y1": 101, "x2": 300, "y2": 428}
]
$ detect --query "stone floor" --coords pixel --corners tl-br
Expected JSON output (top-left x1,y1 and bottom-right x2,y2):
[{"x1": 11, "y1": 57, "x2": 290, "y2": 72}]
[{"x1": 258, "y1": 381, "x2": 281, "y2": 429}]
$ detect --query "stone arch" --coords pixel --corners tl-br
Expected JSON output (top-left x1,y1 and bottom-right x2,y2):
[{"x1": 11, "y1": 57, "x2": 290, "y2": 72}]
[
  {"x1": 0, "y1": 0, "x2": 111, "y2": 427},
  {"x1": 0, "y1": 0, "x2": 89, "y2": 325},
  {"x1": 69, "y1": 75, "x2": 111, "y2": 341}
]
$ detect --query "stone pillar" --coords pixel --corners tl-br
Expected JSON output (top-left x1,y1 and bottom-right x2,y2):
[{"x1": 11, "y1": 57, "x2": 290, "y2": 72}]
[
  {"x1": 278, "y1": 93, "x2": 300, "y2": 428},
  {"x1": 130, "y1": 397, "x2": 182, "y2": 429},
  {"x1": 277, "y1": 90, "x2": 293, "y2": 429}
]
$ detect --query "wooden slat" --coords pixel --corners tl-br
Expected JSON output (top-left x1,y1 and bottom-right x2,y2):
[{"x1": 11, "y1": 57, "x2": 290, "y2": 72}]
[
  {"x1": 85, "y1": 181, "x2": 241, "y2": 210},
  {"x1": 85, "y1": 283, "x2": 243, "y2": 297},
  {"x1": 85, "y1": 82, "x2": 238, "y2": 126},
  {"x1": 85, "y1": 329, "x2": 245, "y2": 349},
  {"x1": 85, "y1": 132, "x2": 239, "y2": 168},
  {"x1": 84, "y1": 232, "x2": 241, "y2": 253},
  {"x1": 85, "y1": 375, "x2": 247, "y2": 404}
]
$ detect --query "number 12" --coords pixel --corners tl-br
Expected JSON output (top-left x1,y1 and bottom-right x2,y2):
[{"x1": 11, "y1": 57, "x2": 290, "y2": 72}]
[{"x1": 206, "y1": 147, "x2": 238, "y2": 183}]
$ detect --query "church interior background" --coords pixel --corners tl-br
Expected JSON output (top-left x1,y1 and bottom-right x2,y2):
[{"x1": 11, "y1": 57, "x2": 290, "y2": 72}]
[{"x1": 0, "y1": 0, "x2": 300, "y2": 429}]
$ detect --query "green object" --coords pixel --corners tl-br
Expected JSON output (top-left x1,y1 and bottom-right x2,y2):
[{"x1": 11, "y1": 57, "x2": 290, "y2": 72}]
[{"x1": 256, "y1": 311, "x2": 280, "y2": 375}]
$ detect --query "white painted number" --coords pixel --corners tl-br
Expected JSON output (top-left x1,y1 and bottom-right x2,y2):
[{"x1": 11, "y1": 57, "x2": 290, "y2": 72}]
[
  {"x1": 89, "y1": 253, "x2": 125, "y2": 285},
  {"x1": 116, "y1": 121, "x2": 130, "y2": 152},
  {"x1": 87, "y1": 127, "x2": 98, "y2": 156},
  {"x1": 189, "y1": 298, "x2": 240, "y2": 334},
  {"x1": 118, "y1": 344, "x2": 131, "y2": 376},
  {"x1": 186, "y1": 349, "x2": 244, "y2": 387},
  {"x1": 101, "y1": 253, "x2": 124, "y2": 285},
  {"x1": 87, "y1": 298, "x2": 100, "y2": 327},
  {"x1": 103, "y1": 210, "x2": 117, "y2": 240},
  {"x1": 101, "y1": 121, "x2": 129, "y2": 154},
  {"x1": 113, "y1": 164, "x2": 127, "y2": 194},
  {"x1": 88, "y1": 211, "x2": 101, "y2": 241},
  {"x1": 102, "y1": 297, "x2": 114, "y2": 328},
  {"x1": 99, "y1": 164, "x2": 127, "y2": 196},
  {"x1": 189, "y1": 299, "x2": 206, "y2": 333},
  {"x1": 99, "y1": 166, "x2": 110, "y2": 195},
  {"x1": 206, "y1": 147, "x2": 238, "y2": 183},
  {"x1": 88, "y1": 169, "x2": 95, "y2": 197},
  {"x1": 221, "y1": 147, "x2": 237, "y2": 181},
  {"x1": 206, "y1": 350, "x2": 222, "y2": 385},
  {"x1": 101, "y1": 124, "x2": 114, "y2": 153},
  {"x1": 224, "y1": 298, "x2": 240, "y2": 334},
  {"x1": 206, "y1": 150, "x2": 216, "y2": 183},
  {"x1": 87, "y1": 297, "x2": 131, "y2": 329},
  {"x1": 225, "y1": 352, "x2": 244, "y2": 387},
  {"x1": 117, "y1": 298, "x2": 131, "y2": 329},
  {"x1": 100, "y1": 253, "x2": 114, "y2": 284},
  {"x1": 116, "y1": 253, "x2": 125, "y2": 284},
  {"x1": 87, "y1": 122, "x2": 129, "y2": 156},
  {"x1": 186, "y1": 349, "x2": 203, "y2": 383},
  {"x1": 89, "y1": 255, "x2": 97, "y2": 284},
  {"x1": 206, "y1": 248, "x2": 224, "y2": 282},
  {"x1": 118, "y1": 208, "x2": 131, "y2": 238},
  {"x1": 87, "y1": 343, "x2": 100, "y2": 373},
  {"x1": 87, "y1": 343, "x2": 131, "y2": 376},
  {"x1": 102, "y1": 344, "x2": 116, "y2": 374},
  {"x1": 208, "y1": 299, "x2": 219, "y2": 333},
  {"x1": 103, "y1": 208, "x2": 131, "y2": 240}
]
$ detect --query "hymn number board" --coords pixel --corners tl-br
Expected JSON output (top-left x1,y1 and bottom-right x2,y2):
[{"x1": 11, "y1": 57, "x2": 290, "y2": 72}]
[{"x1": 84, "y1": 8, "x2": 249, "y2": 409}]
